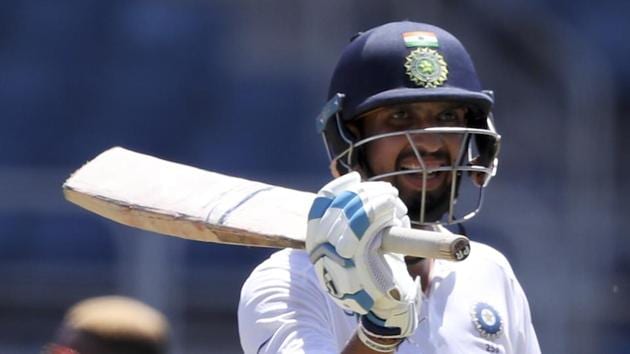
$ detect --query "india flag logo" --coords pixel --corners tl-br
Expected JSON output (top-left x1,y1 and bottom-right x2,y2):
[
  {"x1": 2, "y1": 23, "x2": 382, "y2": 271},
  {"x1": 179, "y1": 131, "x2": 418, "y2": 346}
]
[{"x1": 403, "y1": 31, "x2": 439, "y2": 48}]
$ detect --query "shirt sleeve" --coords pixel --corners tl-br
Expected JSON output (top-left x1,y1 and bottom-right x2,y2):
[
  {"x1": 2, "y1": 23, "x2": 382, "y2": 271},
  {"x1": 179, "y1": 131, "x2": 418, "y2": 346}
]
[
  {"x1": 510, "y1": 275, "x2": 541, "y2": 354},
  {"x1": 474, "y1": 242, "x2": 542, "y2": 354},
  {"x1": 490, "y1": 246, "x2": 541, "y2": 354},
  {"x1": 238, "y1": 250, "x2": 346, "y2": 354}
]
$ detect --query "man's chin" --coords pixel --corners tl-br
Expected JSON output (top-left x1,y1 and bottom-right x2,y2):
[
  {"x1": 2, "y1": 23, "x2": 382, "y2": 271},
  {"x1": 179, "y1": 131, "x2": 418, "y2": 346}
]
[
  {"x1": 399, "y1": 184, "x2": 452, "y2": 224},
  {"x1": 405, "y1": 256, "x2": 424, "y2": 265}
]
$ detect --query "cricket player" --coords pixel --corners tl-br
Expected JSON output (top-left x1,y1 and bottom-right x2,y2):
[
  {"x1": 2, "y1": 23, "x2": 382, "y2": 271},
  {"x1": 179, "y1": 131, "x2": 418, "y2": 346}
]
[{"x1": 238, "y1": 21, "x2": 541, "y2": 353}]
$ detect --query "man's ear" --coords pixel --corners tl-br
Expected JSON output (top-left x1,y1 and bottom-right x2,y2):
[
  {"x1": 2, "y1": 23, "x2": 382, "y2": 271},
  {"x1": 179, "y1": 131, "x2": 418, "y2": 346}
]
[
  {"x1": 330, "y1": 160, "x2": 341, "y2": 178},
  {"x1": 345, "y1": 120, "x2": 361, "y2": 140},
  {"x1": 468, "y1": 156, "x2": 488, "y2": 187},
  {"x1": 330, "y1": 161, "x2": 370, "y2": 180},
  {"x1": 330, "y1": 120, "x2": 367, "y2": 179}
]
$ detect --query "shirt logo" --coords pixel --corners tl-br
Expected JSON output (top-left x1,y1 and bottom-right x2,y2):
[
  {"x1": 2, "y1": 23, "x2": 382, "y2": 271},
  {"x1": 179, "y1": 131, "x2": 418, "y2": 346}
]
[
  {"x1": 471, "y1": 302, "x2": 503, "y2": 339},
  {"x1": 404, "y1": 47, "x2": 448, "y2": 88}
]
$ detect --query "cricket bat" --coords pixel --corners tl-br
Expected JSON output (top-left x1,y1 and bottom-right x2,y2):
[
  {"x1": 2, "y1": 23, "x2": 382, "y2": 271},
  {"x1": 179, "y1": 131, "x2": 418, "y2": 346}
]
[{"x1": 62, "y1": 147, "x2": 470, "y2": 261}]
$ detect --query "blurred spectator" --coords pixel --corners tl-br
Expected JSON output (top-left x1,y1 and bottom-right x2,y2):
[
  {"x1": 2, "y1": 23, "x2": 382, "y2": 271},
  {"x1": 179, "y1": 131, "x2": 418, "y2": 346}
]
[{"x1": 43, "y1": 295, "x2": 170, "y2": 354}]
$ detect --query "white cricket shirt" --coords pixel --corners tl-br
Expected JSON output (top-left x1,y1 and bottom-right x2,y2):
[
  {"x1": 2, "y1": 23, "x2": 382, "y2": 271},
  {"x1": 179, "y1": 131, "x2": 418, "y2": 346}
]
[{"x1": 238, "y1": 241, "x2": 541, "y2": 353}]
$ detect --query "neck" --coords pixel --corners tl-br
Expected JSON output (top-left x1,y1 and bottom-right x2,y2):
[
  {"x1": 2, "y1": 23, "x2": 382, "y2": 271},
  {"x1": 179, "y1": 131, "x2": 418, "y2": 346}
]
[
  {"x1": 405, "y1": 223, "x2": 438, "y2": 292},
  {"x1": 406, "y1": 257, "x2": 433, "y2": 292}
]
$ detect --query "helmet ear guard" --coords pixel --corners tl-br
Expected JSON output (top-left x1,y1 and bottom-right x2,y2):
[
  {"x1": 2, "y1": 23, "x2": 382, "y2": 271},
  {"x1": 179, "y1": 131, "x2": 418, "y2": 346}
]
[
  {"x1": 467, "y1": 123, "x2": 500, "y2": 188},
  {"x1": 317, "y1": 93, "x2": 358, "y2": 177},
  {"x1": 467, "y1": 91, "x2": 500, "y2": 187}
]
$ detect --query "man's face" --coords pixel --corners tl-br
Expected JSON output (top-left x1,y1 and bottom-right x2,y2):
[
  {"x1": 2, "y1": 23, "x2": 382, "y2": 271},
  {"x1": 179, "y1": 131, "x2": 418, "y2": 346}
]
[{"x1": 350, "y1": 101, "x2": 469, "y2": 223}]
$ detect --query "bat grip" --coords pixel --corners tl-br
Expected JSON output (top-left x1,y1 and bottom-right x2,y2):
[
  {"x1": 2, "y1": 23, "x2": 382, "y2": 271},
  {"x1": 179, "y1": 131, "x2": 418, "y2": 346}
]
[{"x1": 380, "y1": 226, "x2": 471, "y2": 261}]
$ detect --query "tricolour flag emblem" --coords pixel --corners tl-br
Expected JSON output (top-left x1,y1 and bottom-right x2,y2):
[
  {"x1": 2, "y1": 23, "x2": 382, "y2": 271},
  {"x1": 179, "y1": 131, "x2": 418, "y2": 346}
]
[{"x1": 403, "y1": 31, "x2": 438, "y2": 48}]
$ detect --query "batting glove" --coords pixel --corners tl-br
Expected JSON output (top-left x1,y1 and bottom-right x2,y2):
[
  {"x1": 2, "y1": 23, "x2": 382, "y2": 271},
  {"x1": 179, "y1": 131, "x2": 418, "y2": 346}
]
[{"x1": 305, "y1": 172, "x2": 421, "y2": 339}]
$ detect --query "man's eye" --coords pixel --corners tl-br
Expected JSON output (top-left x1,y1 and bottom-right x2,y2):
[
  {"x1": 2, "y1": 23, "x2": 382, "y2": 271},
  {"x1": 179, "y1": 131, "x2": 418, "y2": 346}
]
[
  {"x1": 390, "y1": 110, "x2": 409, "y2": 121},
  {"x1": 438, "y1": 111, "x2": 457, "y2": 121},
  {"x1": 437, "y1": 109, "x2": 465, "y2": 125}
]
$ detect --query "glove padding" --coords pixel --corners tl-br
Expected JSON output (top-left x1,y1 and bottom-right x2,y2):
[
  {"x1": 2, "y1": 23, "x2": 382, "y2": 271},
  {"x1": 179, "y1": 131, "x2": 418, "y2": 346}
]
[{"x1": 305, "y1": 172, "x2": 421, "y2": 338}]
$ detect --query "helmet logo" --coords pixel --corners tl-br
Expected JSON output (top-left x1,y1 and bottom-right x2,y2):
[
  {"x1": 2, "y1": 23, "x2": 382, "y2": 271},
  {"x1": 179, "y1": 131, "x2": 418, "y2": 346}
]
[
  {"x1": 403, "y1": 31, "x2": 439, "y2": 48},
  {"x1": 404, "y1": 48, "x2": 448, "y2": 88}
]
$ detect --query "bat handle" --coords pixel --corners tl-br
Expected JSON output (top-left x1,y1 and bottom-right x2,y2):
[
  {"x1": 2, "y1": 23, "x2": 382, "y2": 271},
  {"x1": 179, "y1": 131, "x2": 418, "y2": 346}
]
[{"x1": 381, "y1": 226, "x2": 471, "y2": 261}]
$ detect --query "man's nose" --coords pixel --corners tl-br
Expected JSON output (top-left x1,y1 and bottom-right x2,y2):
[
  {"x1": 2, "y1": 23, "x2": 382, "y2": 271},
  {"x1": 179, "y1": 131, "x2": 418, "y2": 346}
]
[{"x1": 410, "y1": 132, "x2": 443, "y2": 153}]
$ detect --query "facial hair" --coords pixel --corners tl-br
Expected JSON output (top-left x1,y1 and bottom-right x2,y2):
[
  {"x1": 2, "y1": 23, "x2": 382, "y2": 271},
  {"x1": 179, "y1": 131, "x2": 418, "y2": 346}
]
[
  {"x1": 398, "y1": 176, "x2": 454, "y2": 223},
  {"x1": 394, "y1": 148, "x2": 454, "y2": 223},
  {"x1": 358, "y1": 144, "x2": 458, "y2": 224}
]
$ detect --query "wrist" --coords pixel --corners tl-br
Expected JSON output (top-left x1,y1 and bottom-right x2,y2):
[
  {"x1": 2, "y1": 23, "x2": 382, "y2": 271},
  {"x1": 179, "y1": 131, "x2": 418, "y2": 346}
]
[
  {"x1": 360, "y1": 312, "x2": 403, "y2": 338},
  {"x1": 356, "y1": 325, "x2": 403, "y2": 353}
]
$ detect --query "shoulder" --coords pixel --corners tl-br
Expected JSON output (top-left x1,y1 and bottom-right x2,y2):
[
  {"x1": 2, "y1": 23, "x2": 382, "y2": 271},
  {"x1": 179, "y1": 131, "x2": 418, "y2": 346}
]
[
  {"x1": 238, "y1": 249, "x2": 350, "y2": 353},
  {"x1": 467, "y1": 241, "x2": 513, "y2": 272},
  {"x1": 241, "y1": 248, "x2": 315, "y2": 289},
  {"x1": 439, "y1": 240, "x2": 520, "y2": 292},
  {"x1": 239, "y1": 248, "x2": 323, "y2": 308},
  {"x1": 434, "y1": 226, "x2": 514, "y2": 276},
  {"x1": 461, "y1": 243, "x2": 540, "y2": 352}
]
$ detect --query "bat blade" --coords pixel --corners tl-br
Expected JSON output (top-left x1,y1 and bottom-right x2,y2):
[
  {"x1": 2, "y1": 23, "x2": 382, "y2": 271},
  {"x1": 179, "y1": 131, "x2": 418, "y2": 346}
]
[{"x1": 63, "y1": 147, "x2": 470, "y2": 261}]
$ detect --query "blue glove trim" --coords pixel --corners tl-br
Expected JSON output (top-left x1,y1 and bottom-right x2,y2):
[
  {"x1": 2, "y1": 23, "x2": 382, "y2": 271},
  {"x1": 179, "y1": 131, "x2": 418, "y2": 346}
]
[
  {"x1": 361, "y1": 312, "x2": 402, "y2": 337},
  {"x1": 308, "y1": 242, "x2": 355, "y2": 268},
  {"x1": 340, "y1": 289, "x2": 374, "y2": 312},
  {"x1": 347, "y1": 208, "x2": 369, "y2": 239},
  {"x1": 365, "y1": 311, "x2": 387, "y2": 327},
  {"x1": 330, "y1": 191, "x2": 370, "y2": 238},
  {"x1": 330, "y1": 190, "x2": 361, "y2": 211},
  {"x1": 308, "y1": 196, "x2": 333, "y2": 220}
]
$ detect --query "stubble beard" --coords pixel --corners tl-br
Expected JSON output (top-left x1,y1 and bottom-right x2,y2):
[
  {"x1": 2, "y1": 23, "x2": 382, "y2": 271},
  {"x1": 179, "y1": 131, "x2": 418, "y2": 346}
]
[{"x1": 397, "y1": 174, "x2": 453, "y2": 224}]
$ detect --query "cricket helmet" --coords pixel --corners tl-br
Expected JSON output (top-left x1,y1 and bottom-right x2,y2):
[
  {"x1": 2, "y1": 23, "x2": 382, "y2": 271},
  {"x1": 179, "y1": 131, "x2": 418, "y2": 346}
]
[{"x1": 316, "y1": 21, "x2": 500, "y2": 225}]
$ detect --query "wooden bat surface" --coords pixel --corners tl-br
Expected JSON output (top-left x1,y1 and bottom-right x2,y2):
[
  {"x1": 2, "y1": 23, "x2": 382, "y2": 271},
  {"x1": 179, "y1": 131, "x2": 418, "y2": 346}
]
[{"x1": 62, "y1": 147, "x2": 471, "y2": 261}]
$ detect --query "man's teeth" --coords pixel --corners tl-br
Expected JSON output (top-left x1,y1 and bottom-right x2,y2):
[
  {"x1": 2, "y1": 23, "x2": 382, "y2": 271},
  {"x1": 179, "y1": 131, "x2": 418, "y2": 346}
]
[{"x1": 400, "y1": 166, "x2": 438, "y2": 176}]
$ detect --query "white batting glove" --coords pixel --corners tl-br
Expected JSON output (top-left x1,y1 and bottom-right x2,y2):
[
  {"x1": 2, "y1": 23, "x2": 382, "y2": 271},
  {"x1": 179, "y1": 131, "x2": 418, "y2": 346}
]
[{"x1": 305, "y1": 172, "x2": 421, "y2": 339}]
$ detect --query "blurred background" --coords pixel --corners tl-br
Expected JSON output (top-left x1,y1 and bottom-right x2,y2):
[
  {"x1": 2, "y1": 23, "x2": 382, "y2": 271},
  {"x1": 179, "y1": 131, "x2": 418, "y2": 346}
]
[{"x1": 0, "y1": 0, "x2": 628, "y2": 353}]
